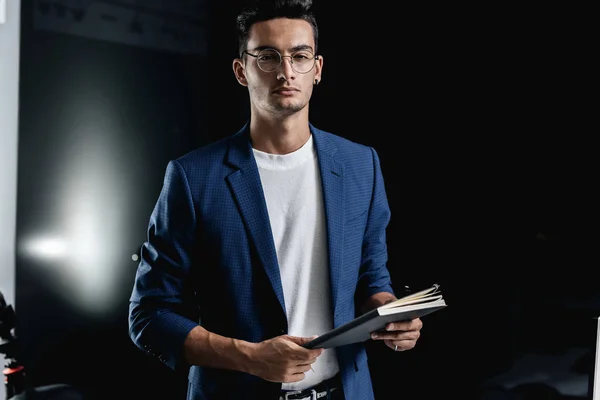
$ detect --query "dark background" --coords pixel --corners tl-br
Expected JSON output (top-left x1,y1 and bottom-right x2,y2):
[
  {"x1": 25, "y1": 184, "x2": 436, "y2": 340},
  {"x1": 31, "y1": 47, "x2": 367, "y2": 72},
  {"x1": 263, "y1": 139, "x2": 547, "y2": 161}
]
[{"x1": 13, "y1": 1, "x2": 596, "y2": 399}]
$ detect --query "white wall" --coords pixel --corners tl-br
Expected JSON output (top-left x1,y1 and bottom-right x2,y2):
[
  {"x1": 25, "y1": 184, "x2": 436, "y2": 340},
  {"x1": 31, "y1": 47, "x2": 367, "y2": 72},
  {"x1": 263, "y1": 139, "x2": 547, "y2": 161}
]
[
  {"x1": 594, "y1": 318, "x2": 600, "y2": 399},
  {"x1": 0, "y1": 1, "x2": 21, "y2": 399}
]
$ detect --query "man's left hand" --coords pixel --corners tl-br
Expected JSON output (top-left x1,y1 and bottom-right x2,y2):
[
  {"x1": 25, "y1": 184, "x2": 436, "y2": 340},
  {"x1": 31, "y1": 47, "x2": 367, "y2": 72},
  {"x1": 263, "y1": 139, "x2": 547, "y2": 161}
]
[{"x1": 370, "y1": 318, "x2": 423, "y2": 352}]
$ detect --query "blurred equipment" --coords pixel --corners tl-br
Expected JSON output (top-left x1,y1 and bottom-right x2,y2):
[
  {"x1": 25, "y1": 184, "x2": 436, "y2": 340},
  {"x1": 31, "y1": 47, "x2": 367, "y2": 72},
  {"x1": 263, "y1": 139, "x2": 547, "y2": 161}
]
[{"x1": 0, "y1": 291, "x2": 84, "y2": 400}]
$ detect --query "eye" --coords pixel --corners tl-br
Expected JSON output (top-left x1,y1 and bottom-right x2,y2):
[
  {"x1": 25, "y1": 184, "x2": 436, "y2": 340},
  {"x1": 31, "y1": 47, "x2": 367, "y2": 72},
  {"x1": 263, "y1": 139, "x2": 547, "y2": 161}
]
[
  {"x1": 259, "y1": 54, "x2": 277, "y2": 61},
  {"x1": 292, "y1": 52, "x2": 311, "y2": 61}
]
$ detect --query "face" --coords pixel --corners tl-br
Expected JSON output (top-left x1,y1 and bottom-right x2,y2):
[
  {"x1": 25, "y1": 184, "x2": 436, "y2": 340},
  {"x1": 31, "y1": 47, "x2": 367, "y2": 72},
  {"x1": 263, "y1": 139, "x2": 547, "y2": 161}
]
[{"x1": 233, "y1": 18, "x2": 323, "y2": 117}]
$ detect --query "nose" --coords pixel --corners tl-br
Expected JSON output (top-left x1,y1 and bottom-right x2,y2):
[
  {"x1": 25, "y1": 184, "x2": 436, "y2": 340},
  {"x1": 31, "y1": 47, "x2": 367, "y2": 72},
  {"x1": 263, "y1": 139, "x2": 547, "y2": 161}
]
[{"x1": 276, "y1": 56, "x2": 296, "y2": 81}]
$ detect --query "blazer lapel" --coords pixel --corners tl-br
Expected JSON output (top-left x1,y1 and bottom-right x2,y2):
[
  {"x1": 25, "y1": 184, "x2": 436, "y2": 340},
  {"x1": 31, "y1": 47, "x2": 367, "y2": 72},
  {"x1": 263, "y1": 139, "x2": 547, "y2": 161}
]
[
  {"x1": 311, "y1": 126, "x2": 345, "y2": 328},
  {"x1": 225, "y1": 125, "x2": 286, "y2": 316}
]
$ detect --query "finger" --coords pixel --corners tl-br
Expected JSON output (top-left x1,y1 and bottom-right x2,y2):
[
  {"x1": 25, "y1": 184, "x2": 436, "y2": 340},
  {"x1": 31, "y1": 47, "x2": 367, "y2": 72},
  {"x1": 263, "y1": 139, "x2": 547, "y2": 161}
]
[
  {"x1": 372, "y1": 330, "x2": 420, "y2": 342},
  {"x1": 386, "y1": 318, "x2": 422, "y2": 332},
  {"x1": 288, "y1": 335, "x2": 317, "y2": 345},
  {"x1": 283, "y1": 372, "x2": 307, "y2": 383},
  {"x1": 391, "y1": 339, "x2": 417, "y2": 352},
  {"x1": 288, "y1": 335, "x2": 321, "y2": 348},
  {"x1": 283, "y1": 336, "x2": 324, "y2": 356},
  {"x1": 299, "y1": 357, "x2": 318, "y2": 366},
  {"x1": 293, "y1": 337, "x2": 325, "y2": 357},
  {"x1": 388, "y1": 340, "x2": 404, "y2": 351},
  {"x1": 291, "y1": 363, "x2": 314, "y2": 377},
  {"x1": 279, "y1": 361, "x2": 316, "y2": 383},
  {"x1": 296, "y1": 359, "x2": 318, "y2": 376},
  {"x1": 298, "y1": 363, "x2": 314, "y2": 373}
]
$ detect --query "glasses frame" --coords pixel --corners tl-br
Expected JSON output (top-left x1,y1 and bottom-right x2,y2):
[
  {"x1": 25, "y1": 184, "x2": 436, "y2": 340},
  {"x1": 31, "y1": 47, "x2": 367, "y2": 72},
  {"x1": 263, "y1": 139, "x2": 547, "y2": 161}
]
[{"x1": 242, "y1": 48, "x2": 318, "y2": 74}]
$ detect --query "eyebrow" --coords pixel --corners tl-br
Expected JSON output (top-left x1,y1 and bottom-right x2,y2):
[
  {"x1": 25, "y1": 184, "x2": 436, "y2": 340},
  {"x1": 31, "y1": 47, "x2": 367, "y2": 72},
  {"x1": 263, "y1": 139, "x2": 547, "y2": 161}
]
[{"x1": 251, "y1": 44, "x2": 314, "y2": 53}]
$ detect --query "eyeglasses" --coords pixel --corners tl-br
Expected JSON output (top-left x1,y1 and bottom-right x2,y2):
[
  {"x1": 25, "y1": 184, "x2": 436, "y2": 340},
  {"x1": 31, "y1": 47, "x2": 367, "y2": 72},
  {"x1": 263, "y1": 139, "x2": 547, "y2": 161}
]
[{"x1": 243, "y1": 48, "x2": 318, "y2": 74}]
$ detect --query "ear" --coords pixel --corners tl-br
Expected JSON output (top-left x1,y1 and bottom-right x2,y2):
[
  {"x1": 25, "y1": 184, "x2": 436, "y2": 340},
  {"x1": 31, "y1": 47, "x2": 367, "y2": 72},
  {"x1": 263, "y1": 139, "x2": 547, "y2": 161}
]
[
  {"x1": 314, "y1": 54, "x2": 324, "y2": 85},
  {"x1": 232, "y1": 58, "x2": 248, "y2": 87}
]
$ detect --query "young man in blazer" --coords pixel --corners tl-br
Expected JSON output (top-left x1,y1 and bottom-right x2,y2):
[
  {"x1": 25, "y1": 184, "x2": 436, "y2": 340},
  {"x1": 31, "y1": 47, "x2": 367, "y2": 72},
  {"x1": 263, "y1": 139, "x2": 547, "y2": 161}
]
[{"x1": 128, "y1": 1, "x2": 423, "y2": 399}]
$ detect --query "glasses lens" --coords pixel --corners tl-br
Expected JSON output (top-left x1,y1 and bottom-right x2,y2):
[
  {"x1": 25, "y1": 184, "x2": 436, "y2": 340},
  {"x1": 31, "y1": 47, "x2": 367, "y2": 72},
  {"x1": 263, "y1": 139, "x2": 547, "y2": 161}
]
[
  {"x1": 257, "y1": 49, "x2": 281, "y2": 72},
  {"x1": 290, "y1": 51, "x2": 316, "y2": 74}
]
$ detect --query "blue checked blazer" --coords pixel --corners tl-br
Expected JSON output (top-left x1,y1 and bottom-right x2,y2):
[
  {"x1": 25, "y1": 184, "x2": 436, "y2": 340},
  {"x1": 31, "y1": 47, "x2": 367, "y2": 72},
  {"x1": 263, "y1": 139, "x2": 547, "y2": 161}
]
[{"x1": 129, "y1": 122, "x2": 395, "y2": 400}]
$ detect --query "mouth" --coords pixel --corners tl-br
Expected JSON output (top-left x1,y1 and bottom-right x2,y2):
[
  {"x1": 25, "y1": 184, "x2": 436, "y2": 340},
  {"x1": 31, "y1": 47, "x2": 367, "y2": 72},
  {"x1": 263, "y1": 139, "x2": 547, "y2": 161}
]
[{"x1": 273, "y1": 87, "x2": 299, "y2": 95}]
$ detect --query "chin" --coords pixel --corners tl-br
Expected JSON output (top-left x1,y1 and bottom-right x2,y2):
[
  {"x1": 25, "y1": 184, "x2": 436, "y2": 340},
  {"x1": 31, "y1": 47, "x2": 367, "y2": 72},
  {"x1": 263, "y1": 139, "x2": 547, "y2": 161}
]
[{"x1": 273, "y1": 101, "x2": 306, "y2": 114}]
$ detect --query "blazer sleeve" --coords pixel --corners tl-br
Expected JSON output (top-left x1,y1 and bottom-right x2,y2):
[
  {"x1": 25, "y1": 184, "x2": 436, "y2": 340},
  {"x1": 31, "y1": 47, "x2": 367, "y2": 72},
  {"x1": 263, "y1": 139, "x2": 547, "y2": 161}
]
[
  {"x1": 128, "y1": 159, "x2": 200, "y2": 374},
  {"x1": 355, "y1": 147, "x2": 395, "y2": 304}
]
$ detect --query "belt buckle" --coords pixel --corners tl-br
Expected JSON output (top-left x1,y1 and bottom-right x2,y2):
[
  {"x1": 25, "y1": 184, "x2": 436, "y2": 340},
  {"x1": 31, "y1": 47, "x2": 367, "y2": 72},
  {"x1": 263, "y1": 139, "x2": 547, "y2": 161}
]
[
  {"x1": 284, "y1": 390, "x2": 301, "y2": 400},
  {"x1": 284, "y1": 389, "x2": 317, "y2": 400}
]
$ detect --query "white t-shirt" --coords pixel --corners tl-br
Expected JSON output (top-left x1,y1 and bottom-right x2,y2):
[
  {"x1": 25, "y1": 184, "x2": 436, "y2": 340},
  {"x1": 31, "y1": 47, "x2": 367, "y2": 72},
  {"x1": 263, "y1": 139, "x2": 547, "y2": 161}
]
[{"x1": 253, "y1": 134, "x2": 340, "y2": 390}]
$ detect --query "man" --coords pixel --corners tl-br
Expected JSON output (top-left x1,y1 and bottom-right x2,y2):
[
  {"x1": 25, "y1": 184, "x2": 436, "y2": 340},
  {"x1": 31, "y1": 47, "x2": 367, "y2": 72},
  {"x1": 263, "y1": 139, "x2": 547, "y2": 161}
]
[{"x1": 128, "y1": 1, "x2": 423, "y2": 399}]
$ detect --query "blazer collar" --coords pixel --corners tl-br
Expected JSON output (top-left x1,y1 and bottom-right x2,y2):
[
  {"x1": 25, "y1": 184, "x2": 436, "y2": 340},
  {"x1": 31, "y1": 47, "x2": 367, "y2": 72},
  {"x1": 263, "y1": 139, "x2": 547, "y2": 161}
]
[{"x1": 224, "y1": 122, "x2": 338, "y2": 168}]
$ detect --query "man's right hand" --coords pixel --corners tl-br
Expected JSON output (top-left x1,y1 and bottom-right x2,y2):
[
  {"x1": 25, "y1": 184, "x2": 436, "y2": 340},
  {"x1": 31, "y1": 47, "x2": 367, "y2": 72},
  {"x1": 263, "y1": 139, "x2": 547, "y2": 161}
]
[{"x1": 245, "y1": 335, "x2": 324, "y2": 383}]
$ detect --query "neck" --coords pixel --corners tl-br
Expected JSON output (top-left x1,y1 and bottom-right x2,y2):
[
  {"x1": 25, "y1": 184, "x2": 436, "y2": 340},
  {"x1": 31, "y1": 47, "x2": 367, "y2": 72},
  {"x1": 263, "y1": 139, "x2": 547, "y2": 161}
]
[{"x1": 249, "y1": 109, "x2": 311, "y2": 155}]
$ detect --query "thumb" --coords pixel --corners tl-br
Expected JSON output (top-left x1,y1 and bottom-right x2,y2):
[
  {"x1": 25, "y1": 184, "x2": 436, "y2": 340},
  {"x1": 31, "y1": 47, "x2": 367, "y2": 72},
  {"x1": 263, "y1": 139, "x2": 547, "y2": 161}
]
[
  {"x1": 291, "y1": 335, "x2": 325, "y2": 354},
  {"x1": 301, "y1": 335, "x2": 320, "y2": 344},
  {"x1": 286, "y1": 335, "x2": 318, "y2": 346},
  {"x1": 289, "y1": 335, "x2": 324, "y2": 350}
]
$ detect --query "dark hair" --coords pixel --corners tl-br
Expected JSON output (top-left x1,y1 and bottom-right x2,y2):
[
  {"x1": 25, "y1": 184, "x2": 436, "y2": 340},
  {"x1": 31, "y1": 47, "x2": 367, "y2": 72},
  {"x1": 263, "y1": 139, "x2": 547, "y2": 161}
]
[{"x1": 236, "y1": 0, "x2": 319, "y2": 57}]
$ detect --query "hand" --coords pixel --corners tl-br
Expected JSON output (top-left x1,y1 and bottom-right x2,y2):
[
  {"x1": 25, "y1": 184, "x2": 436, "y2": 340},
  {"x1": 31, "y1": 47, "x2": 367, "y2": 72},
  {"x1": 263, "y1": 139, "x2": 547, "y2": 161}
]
[
  {"x1": 370, "y1": 317, "x2": 423, "y2": 352},
  {"x1": 247, "y1": 335, "x2": 324, "y2": 383}
]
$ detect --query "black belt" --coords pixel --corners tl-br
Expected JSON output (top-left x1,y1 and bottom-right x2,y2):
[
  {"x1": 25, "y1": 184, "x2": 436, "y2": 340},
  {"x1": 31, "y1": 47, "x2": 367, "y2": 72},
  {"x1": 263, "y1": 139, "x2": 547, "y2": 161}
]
[{"x1": 279, "y1": 374, "x2": 341, "y2": 400}]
